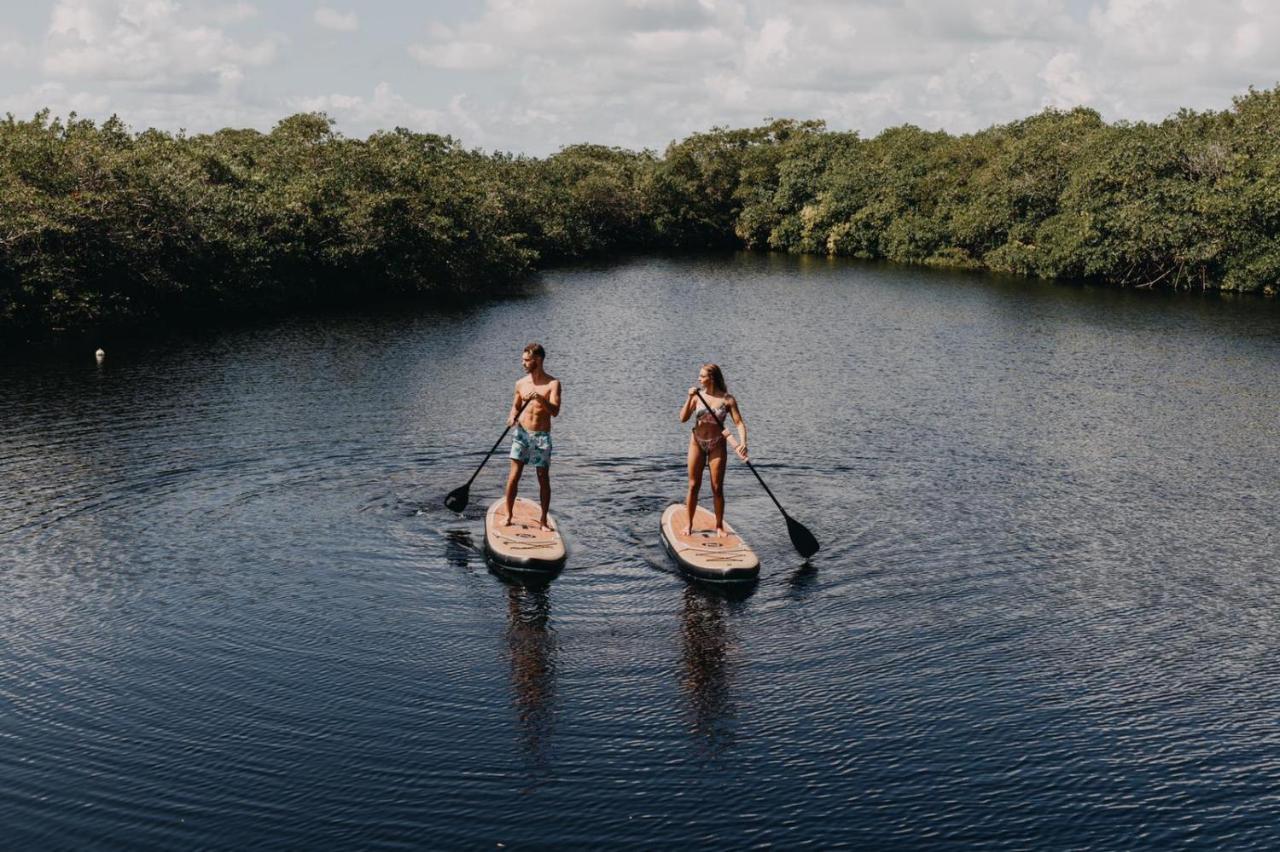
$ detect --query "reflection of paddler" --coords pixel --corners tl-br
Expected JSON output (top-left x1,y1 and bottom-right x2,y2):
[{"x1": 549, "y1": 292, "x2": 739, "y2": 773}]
[
  {"x1": 504, "y1": 581, "x2": 557, "y2": 768},
  {"x1": 679, "y1": 585, "x2": 736, "y2": 753}
]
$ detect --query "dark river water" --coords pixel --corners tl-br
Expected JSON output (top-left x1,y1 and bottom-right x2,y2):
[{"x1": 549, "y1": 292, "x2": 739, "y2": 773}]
[{"x1": 3, "y1": 254, "x2": 1279, "y2": 848}]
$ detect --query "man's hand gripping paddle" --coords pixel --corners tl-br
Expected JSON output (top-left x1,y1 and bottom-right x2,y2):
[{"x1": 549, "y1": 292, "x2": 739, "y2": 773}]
[{"x1": 444, "y1": 397, "x2": 531, "y2": 513}]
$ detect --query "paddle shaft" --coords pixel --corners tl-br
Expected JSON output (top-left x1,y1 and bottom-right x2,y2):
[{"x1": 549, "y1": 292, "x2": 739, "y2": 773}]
[
  {"x1": 464, "y1": 396, "x2": 531, "y2": 488},
  {"x1": 693, "y1": 389, "x2": 790, "y2": 517}
]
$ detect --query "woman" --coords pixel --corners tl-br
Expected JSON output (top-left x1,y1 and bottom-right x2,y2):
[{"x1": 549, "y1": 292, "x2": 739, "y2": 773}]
[{"x1": 678, "y1": 363, "x2": 749, "y2": 537}]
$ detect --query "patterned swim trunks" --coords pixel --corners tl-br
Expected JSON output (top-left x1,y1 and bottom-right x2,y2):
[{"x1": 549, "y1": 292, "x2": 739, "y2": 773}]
[{"x1": 510, "y1": 425, "x2": 553, "y2": 468}]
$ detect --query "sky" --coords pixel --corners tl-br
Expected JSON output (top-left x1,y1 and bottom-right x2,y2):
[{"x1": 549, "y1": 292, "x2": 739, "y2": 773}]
[{"x1": 2, "y1": 0, "x2": 1279, "y2": 155}]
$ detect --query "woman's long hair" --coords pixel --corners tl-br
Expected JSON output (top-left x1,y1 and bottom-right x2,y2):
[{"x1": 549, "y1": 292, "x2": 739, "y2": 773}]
[{"x1": 702, "y1": 363, "x2": 727, "y2": 395}]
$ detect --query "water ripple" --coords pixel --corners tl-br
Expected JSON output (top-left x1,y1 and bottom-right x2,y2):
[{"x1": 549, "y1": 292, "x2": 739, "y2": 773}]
[{"x1": 3, "y1": 256, "x2": 1280, "y2": 847}]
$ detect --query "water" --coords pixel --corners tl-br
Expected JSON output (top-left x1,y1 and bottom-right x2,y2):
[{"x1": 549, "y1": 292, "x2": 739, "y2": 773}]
[{"x1": 3, "y1": 254, "x2": 1279, "y2": 848}]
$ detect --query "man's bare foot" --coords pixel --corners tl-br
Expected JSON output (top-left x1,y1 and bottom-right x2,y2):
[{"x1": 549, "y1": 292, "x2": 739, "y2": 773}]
[
  {"x1": 501, "y1": 515, "x2": 513, "y2": 527},
  {"x1": 539, "y1": 519, "x2": 554, "y2": 532},
  {"x1": 715, "y1": 526, "x2": 728, "y2": 538}
]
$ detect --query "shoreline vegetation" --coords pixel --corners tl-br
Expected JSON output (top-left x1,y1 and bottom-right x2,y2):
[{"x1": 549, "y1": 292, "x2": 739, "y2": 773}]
[{"x1": 4, "y1": 87, "x2": 1280, "y2": 342}]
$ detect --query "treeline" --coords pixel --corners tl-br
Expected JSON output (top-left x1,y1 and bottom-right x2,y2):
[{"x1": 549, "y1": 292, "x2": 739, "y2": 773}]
[
  {"x1": 0, "y1": 112, "x2": 659, "y2": 338},
  {"x1": 3, "y1": 87, "x2": 1279, "y2": 338}
]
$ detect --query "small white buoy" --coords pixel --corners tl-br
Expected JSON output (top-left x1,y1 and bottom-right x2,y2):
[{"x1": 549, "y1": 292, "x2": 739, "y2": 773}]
[{"x1": 95, "y1": 348, "x2": 105, "y2": 362}]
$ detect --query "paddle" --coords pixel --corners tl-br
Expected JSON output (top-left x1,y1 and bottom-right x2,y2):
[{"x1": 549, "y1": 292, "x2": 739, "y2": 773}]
[
  {"x1": 444, "y1": 397, "x2": 531, "y2": 513},
  {"x1": 694, "y1": 389, "x2": 820, "y2": 559}
]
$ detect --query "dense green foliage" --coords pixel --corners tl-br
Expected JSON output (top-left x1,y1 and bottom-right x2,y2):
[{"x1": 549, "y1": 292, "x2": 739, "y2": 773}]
[
  {"x1": 4, "y1": 89, "x2": 1279, "y2": 338},
  {"x1": 0, "y1": 112, "x2": 664, "y2": 336}
]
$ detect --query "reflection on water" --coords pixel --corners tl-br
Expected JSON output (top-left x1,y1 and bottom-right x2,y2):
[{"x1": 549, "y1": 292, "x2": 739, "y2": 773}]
[
  {"x1": 4, "y1": 253, "x2": 1280, "y2": 847},
  {"x1": 444, "y1": 529, "x2": 478, "y2": 570},
  {"x1": 786, "y1": 561, "x2": 820, "y2": 599},
  {"x1": 499, "y1": 577, "x2": 558, "y2": 777},
  {"x1": 679, "y1": 584, "x2": 752, "y2": 758}
]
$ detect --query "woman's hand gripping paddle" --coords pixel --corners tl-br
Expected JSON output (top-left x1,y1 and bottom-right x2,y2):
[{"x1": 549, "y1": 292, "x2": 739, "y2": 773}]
[
  {"x1": 695, "y1": 389, "x2": 820, "y2": 559},
  {"x1": 444, "y1": 397, "x2": 531, "y2": 513}
]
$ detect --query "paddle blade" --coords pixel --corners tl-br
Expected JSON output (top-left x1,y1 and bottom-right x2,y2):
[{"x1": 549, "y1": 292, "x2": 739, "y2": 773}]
[
  {"x1": 786, "y1": 514, "x2": 820, "y2": 559},
  {"x1": 444, "y1": 484, "x2": 470, "y2": 513}
]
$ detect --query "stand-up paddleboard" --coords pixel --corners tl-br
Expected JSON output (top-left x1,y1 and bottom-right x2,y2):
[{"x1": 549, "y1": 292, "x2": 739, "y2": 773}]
[
  {"x1": 660, "y1": 503, "x2": 760, "y2": 582},
  {"x1": 484, "y1": 497, "x2": 567, "y2": 572}
]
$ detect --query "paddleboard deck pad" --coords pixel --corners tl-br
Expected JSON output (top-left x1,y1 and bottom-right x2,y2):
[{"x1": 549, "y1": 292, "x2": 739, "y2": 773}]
[
  {"x1": 484, "y1": 497, "x2": 567, "y2": 571},
  {"x1": 660, "y1": 503, "x2": 760, "y2": 582}
]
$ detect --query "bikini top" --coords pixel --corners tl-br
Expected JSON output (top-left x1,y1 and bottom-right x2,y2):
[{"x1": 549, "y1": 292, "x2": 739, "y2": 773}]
[{"x1": 693, "y1": 400, "x2": 729, "y2": 429}]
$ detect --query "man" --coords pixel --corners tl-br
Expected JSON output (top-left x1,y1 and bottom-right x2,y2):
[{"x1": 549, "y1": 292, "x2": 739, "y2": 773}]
[{"x1": 502, "y1": 342, "x2": 562, "y2": 530}]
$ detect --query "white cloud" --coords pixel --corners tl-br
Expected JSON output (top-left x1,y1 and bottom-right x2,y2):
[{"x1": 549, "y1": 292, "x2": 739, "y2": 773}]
[
  {"x1": 409, "y1": 40, "x2": 505, "y2": 71},
  {"x1": 907, "y1": 0, "x2": 1076, "y2": 42},
  {"x1": 0, "y1": 34, "x2": 28, "y2": 67},
  {"x1": 913, "y1": 43, "x2": 1047, "y2": 131},
  {"x1": 1078, "y1": 0, "x2": 1280, "y2": 115},
  {"x1": 744, "y1": 16, "x2": 790, "y2": 70},
  {"x1": 4, "y1": 81, "x2": 113, "y2": 119},
  {"x1": 1231, "y1": 23, "x2": 1261, "y2": 59},
  {"x1": 211, "y1": 2, "x2": 257, "y2": 25},
  {"x1": 314, "y1": 7, "x2": 357, "y2": 32},
  {"x1": 389, "y1": 0, "x2": 1280, "y2": 152},
  {"x1": 43, "y1": 0, "x2": 277, "y2": 90},
  {"x1": 290, "y1": 82, "x2": 444, "y2": 133},
  {"x1": 9, "y1": 0, "x2": 1280, "y2": 153},
  {"x1": 447, "y1": 93, "x2": 488, "y2": 143},
  {"x1": 706, "y1": 71, "x2": 751, "y2": 106},
  {"x1": 1087, "y1": 0, "x2": 1280, "y2": 71},
  {"x1": 1040, "y1": 51, "x2": 1094, "y2": 108}
]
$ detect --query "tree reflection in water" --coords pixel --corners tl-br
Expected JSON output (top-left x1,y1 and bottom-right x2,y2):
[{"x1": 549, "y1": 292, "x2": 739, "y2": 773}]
[
  {"x1": 679, "y1": 582, "x2": 754, "y2": 759},
  {"x1": 499, "y1": 574, "x2": 558, "y2": 777}
]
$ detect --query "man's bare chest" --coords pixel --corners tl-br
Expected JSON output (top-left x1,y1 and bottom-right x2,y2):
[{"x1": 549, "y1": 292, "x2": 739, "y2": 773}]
[{"x1": 521, "y1": 379, "x2": 555, "y2": 397}]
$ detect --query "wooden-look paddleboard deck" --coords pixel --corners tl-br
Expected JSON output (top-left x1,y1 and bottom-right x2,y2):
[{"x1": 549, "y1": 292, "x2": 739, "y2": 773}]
[
  {"x1": 660, "y1": 503, "x2": 760, "y2": 582},
  {"x1": 484, "y1": 497, "x2": 567, "y2": 572}
]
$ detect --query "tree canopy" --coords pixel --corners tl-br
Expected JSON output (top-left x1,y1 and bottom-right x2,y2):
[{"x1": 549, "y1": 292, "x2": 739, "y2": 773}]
[{"x1": 3, "y1": 90, "x2": 1279, "y2": 339}]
